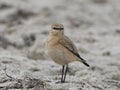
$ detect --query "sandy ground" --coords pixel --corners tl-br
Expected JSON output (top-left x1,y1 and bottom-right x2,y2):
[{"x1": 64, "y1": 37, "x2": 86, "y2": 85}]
[{"x1": 0, "y1": 0, "x2": 120, "y2": 90}]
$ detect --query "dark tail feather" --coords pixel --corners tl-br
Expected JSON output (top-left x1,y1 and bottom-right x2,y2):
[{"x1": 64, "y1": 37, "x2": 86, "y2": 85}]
[
  {"x1": 79, "y1": 57, "x2": 90, "y2": 67},
  {"x1": 82, "y1": 61, "x2": 90, "y2": 67}
]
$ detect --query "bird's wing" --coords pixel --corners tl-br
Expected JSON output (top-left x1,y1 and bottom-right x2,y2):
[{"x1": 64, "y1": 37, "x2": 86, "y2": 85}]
[
  {"x1": 59, "y1": 35, "x2": 79, "y2": 57},
  {"x1": 59, "y1": 35, "x2": 89, "y2": 67}
]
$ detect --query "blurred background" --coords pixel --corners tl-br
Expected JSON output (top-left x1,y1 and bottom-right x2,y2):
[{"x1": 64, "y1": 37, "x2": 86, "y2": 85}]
[{"x1": 0, "y1": 0, "x2": 120, "y2": 90}]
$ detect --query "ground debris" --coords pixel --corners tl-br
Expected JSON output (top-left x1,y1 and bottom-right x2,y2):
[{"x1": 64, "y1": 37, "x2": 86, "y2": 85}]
[
  {"x1": 103, "y1": 79, "x2": 120, "y2": 88},
  {"x1": 23, "y1": 33, "x2": 36, "y2": 47},
  {"x1": 0, "y1": 3, "x2": 12, "y2": 10},
  {"x1": 0, "y1": 77, "x2": 47, "y2": 90},
  {"x1": 0, "y1": 67, "x2": 49, "y2": 90},
  {"x1": 0, "y1": 34, "x2": 16, "y2": 49},
  {"x1": 0, "y1": 77, "x2": 48, "y2": 90}
]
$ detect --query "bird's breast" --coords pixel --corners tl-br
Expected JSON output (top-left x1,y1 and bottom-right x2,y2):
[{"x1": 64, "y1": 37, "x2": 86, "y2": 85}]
[
  {"x1": 47, "y1": 45, "x2": 75, "y2": 65},
  {"x1": 48, "y1": 45, "x2": 65, "y2": 59}
]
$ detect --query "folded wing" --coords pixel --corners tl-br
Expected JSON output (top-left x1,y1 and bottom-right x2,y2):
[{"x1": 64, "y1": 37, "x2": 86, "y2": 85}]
[{"x1": 59, "y1": 36, "x2": 89, "y2": 67}]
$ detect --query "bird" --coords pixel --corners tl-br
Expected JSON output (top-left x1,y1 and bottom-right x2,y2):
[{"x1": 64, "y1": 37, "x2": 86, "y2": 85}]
[{"x1": 46, "y1": 24, "x2": 90, "y2": 83}]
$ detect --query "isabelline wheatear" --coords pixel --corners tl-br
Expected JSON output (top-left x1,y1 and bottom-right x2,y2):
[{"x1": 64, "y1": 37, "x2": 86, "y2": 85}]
[{"x1": 46, "y1": 24, "x2": 90, "y2": 83}]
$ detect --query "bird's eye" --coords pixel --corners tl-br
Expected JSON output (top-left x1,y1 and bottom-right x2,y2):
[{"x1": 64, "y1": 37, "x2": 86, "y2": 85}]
[{"x1": 53, "y1": 27, "x2": 57, "y2": 29}]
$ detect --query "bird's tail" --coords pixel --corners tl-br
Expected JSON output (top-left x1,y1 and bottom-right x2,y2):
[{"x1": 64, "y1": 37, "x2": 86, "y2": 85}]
[{"x1": 79, "y1": 56, "x2": 90, "y2": 67}]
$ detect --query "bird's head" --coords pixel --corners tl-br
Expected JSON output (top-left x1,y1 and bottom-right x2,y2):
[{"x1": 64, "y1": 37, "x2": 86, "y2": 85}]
[{"x1": 50, "y1": 24, "x2": 64, "y2": 36}]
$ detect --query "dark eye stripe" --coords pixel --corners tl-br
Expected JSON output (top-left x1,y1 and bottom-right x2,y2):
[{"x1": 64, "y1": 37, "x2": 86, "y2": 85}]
[{"x1": 53, "y1": 27, "x2": 64, "y2": 30}]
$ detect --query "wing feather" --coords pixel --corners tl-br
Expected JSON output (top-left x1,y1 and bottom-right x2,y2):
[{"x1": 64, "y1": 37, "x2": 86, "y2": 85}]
[{"x1": 59, "y1": 35, "x2": 89, "y2": 67}]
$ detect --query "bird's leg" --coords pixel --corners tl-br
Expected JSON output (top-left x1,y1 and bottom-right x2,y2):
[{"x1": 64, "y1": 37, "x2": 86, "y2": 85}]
[
  {"x1": 62, "y1": 65, "x2": 68, "y2": 83},
  {"x1": 61, "y1": 65, "x2": 65, "y2": 83}
]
